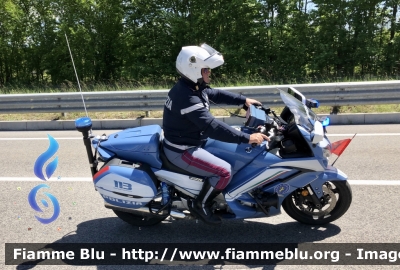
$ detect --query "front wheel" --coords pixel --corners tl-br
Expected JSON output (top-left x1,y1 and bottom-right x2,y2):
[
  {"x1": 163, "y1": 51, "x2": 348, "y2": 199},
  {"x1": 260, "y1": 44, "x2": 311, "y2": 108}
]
[
  {"x1": 282, "y1": 181, "x2": 352, "y2": 225},
  {"x1": 113, "y1": 210, "x2": 168, "y2": 227}
]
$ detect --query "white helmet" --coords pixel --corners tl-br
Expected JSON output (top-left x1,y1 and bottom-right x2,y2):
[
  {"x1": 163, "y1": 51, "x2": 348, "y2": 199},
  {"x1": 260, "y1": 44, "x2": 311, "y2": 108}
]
[{"x1": 176, "y1": 43, "x2": 224, "y2": 83}]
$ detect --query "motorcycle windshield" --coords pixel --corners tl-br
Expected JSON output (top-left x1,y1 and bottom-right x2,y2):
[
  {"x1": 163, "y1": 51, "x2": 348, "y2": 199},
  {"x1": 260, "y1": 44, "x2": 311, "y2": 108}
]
[{"x1": 279, "y1": 89, "x2": 318, "y2": 131}]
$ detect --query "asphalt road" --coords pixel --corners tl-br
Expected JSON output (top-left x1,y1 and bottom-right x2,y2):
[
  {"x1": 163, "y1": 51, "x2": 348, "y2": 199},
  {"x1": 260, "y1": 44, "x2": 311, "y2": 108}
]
[{"x1": 1, "y1": 124, "x2": 400, "y2": 270}]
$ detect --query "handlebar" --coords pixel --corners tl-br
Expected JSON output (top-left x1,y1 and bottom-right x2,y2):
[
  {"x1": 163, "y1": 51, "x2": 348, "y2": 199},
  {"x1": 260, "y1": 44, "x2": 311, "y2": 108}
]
[
  {"x1": 245, "y1": 104, "x2": 283, "y2": 149},
  {"x1": 251, "y1": 125, "x2": 271, "y2": 148}
]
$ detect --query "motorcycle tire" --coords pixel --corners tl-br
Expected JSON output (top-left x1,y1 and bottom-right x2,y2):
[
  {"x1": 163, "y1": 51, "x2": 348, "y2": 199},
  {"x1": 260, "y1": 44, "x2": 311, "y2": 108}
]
[
  {"x1": 113, "y1": 210, "x2": 167, "y2": 226},
  {"x1": 282, "y1": 180, "x2": 352, "y2": 225}
]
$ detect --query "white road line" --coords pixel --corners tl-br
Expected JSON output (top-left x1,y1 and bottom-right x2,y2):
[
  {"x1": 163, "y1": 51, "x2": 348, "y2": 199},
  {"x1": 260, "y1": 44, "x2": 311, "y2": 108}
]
[
  {"x1": 328, "y1": 134, "x2": 358, "y2": 137},
  {"x1": 0, "y1": 177, "x2": 92, "y2": 181},
  {"x1": 1, "y1": 177, "x2": 400, "y2": 185},
  {"x1": 0, "y1": 138, "x2": 82, "y2": 140},
  {"x1": 348, "y1": 180, "x2": 400, "y2": 185},
  {"x1": 329, "y1": 133, "x2": 400, "y2": 136}
]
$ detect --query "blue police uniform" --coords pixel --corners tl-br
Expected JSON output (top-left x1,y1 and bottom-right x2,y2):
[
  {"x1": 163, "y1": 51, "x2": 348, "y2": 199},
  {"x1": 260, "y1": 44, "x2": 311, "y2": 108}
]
[
  {"x1": 162, "y1": 77, "x2": 250, "y2": 191},
  {"x1": 163, "y1": 77, "x2": 250, "y2": 148},
  {"x1": 162, "y1": 76, "x2": 253, "y2": 225}
]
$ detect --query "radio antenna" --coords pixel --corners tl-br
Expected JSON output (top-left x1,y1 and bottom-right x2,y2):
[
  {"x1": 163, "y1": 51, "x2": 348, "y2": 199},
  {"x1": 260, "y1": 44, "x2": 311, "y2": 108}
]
[{"x1": 65, "y1": 33, "x2": 88, "y2": 117}]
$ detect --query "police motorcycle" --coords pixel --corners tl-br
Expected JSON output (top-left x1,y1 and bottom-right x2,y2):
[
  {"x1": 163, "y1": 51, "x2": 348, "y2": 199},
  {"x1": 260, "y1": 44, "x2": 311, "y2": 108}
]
[{"x1": 75, "y1": 87, "x2": 352, "y2": 226}]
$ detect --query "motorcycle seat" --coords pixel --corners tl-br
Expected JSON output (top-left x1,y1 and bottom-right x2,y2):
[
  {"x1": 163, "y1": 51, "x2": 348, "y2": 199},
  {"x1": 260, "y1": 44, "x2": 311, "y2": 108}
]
[{"x1": 159, "y1": 143, "x2": 204, "y2": 179}]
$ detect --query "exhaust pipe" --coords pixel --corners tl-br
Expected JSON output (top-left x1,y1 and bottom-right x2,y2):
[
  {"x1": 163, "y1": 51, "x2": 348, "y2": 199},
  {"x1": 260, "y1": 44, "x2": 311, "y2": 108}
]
[{"x1": 104, "y1": 202, "x2": 190, "y2": 219}]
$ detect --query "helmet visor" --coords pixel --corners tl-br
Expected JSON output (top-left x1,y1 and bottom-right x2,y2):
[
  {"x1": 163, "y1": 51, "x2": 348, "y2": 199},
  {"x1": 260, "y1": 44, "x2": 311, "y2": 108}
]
[{"x1": 201, "y1": 43, "x2": 220, "y2": 59}]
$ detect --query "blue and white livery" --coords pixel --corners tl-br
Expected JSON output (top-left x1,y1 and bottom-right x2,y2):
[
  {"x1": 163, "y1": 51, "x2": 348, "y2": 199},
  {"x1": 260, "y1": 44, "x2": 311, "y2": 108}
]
[{"x1": 75, "y1": 88, "x2": 353, "y2": 226}]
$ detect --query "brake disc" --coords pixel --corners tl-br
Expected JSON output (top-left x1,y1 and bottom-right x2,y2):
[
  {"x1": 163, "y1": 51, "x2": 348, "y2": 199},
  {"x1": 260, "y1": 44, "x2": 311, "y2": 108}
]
[{"x1": 301, "y1": 185, "x2": 337, "y2": 217}]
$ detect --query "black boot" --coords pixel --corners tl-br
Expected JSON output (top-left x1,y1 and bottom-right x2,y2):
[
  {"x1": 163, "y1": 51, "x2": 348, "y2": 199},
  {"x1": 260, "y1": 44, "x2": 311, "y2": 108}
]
[{"x1": 189, "y1": 180, "x2": 222, "y2": 225}]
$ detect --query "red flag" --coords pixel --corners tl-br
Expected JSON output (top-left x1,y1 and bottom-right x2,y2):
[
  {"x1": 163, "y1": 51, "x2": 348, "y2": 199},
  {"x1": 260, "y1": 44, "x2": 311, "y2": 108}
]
[
  {"x1": 331, "y1": 139, "x2": 352, "y2": 156},
  {"x1": 331, "y1": 133, "x2": 357, "y2": 157},
  {"x1": 331, "y1": 134, "x2": 356, "y2": 166}
]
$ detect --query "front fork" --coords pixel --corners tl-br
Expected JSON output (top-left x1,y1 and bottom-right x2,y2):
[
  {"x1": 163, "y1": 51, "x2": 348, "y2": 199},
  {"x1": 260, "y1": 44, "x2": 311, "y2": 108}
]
[{"x1": 299, "y1": 166, "x2": 348, "y2": 209}]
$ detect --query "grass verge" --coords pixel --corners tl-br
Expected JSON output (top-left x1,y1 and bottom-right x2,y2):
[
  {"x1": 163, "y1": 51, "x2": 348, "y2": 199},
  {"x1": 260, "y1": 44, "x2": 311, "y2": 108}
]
[{"x1": 1, "y1": 104, "x2": 400, "y2": 121}]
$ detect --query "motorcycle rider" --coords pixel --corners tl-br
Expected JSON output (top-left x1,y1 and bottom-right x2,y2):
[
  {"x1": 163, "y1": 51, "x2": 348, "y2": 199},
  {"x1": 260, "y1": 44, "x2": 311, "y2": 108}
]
[{"x1": 163, "y1": 44, "x2": 269, "y2": 225}]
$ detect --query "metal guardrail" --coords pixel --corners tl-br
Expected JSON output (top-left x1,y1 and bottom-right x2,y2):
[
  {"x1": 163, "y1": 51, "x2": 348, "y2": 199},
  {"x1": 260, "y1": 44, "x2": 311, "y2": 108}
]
[{"x1": 1, "y1": 81, "x2": 400, "y2": 114}]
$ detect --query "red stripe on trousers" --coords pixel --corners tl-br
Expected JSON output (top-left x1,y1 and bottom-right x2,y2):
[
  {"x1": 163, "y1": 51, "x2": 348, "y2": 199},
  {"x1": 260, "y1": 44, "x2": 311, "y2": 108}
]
[{"x1": 181, "y1": 151, "x2": 231, "y2": 190}]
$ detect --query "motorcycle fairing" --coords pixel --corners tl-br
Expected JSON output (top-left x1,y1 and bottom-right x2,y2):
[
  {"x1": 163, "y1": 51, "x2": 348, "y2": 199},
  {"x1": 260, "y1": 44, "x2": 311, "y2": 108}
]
[
  {"x1": 203, "y1": 138, "x2": 265, "y2": 174},
  {"x1": 224, "y1": 166, "x2": 348, "y2": 219},
  {"x1": 223, "y1": 150, "x2": 284, "y2": 197},
  {"x1": 225, "y1": 167, "x2": 293, "y2": 200},
  {"x1": 270, "y1": 159, "x2": 325, "y2": 172},
  {"x1": 261, "y1": 166, "x2": 347, "y2": 200},
  {"x1": 220, "y1": 146, "x2": 348, "y2": 219}
]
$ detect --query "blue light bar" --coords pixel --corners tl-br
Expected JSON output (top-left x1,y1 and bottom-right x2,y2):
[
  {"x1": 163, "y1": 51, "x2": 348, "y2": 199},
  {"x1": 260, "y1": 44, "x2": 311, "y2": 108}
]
[
  {"x1": 322, "y1": 117, "x2": 330, "y2": 127},
  {"x1": 75, "y1": 117, "x2": 92, "y2": 132},
  {"x1": 75, "y1": 117, "x2": 92, "y2": 129}
]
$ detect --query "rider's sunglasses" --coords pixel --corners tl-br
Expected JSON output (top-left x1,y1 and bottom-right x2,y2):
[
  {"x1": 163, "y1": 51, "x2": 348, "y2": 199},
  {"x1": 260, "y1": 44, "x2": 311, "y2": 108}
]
[{"x1": 203, "y1": 68, "x2": 211, "y2": 74}]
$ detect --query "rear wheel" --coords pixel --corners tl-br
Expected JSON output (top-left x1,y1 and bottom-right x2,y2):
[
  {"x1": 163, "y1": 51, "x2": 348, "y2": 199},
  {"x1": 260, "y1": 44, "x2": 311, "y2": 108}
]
[
  {"x1": 282, "y1": 181, "x2": 352, "y2": 225},
  {"x1": 113, "y1": 210, "x2": 168, "y2": 226}
]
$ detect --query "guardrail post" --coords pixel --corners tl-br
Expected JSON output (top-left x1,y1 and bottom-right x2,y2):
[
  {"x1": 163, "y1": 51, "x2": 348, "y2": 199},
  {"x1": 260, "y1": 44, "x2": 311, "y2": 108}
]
[
  {"x1": 145, "y1": 111, "x2": 151, "y2": 117},
  {"x1": 331, "y1": 106, "x2": 340, "y2": 114}
]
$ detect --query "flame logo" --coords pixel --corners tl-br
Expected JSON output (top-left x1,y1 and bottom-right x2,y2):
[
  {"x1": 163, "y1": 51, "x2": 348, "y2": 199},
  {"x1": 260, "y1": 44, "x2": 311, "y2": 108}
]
[
  {"x1": 28, "y1": 184, "x2": 60, "y2": 224},
  {"x1": 30, "y1": 135, "x2": 60, "y2": 224},
  {"x1": 34, "y1": 134, "x2": 59, "y2": 181}
]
